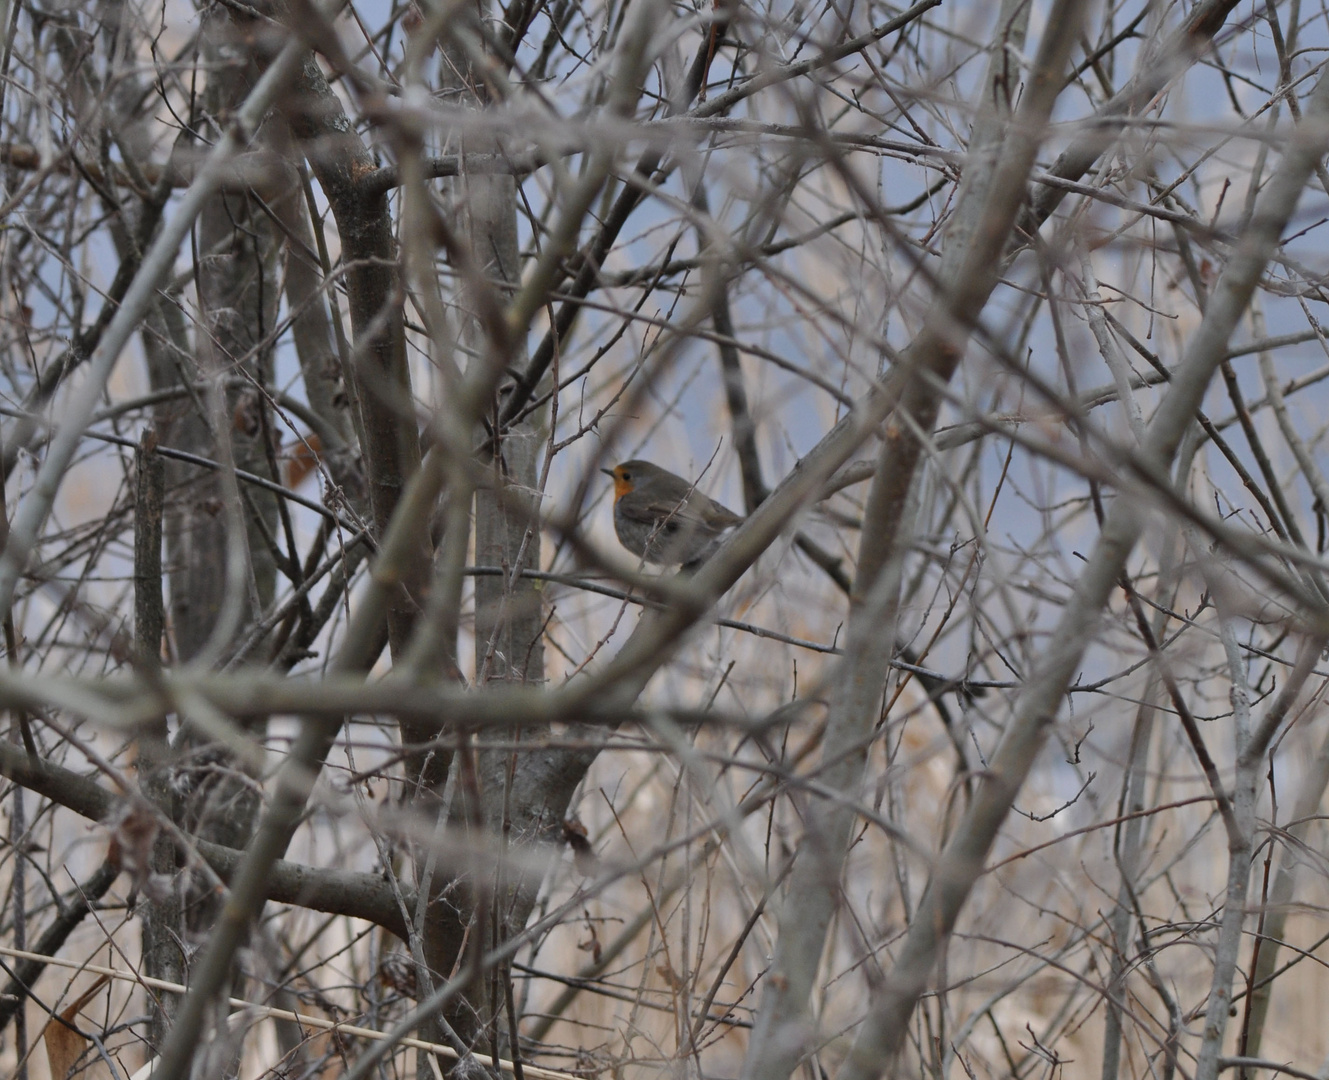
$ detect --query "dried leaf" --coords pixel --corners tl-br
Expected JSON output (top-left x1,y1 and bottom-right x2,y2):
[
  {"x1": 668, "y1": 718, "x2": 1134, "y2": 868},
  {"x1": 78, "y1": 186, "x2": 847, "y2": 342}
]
[
  {"x1": 105, "y1": 797, "x2": 161, "y2": 905},
  {"x1": 562, "y1": 818, "x2": 598, "y2": 876},
  {"x1": 231, "y1": 388, "x2": 262, "y2": 438},
  {"x1": 378, "y1": 952, "x2": 419, "y2": 998},
  {"x1": 43, "y1": 974, "x2": 109, "y2": 1080},
  {"x1": 577, "y1": 908, "x2": 602, "y2": 963},
  {"x1": 285, "y1": 432, "x2": 324, "y2": 489}
]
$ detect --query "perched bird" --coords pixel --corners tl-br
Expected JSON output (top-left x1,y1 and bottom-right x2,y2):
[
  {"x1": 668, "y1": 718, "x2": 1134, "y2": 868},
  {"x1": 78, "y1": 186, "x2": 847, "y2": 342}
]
[{"x1": 603, "y1": 460, "x2": 743, "y2": 567}]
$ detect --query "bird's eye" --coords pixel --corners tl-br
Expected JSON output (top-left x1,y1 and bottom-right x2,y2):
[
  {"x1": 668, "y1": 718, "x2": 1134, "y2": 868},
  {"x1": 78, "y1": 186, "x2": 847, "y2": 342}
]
[{"x1": 622, "y1": 471, "x2": 631, "y2": 480}]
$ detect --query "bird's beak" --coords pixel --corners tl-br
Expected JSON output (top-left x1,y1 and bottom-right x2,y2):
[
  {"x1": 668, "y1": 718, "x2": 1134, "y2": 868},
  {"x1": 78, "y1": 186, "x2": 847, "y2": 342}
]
[{"x1": 601, "y1": 468, "x2": 615, "y2": 478}]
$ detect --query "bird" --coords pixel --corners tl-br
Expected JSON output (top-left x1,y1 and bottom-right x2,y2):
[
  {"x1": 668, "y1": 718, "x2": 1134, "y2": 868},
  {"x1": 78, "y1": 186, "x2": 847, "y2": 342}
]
[{"x1": 602, "y1": 460, "x2": 743, "y2": 567}]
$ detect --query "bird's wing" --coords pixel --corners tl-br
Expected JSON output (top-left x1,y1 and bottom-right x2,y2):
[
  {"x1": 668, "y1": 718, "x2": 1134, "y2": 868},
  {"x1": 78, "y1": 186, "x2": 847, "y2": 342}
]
[
  {"x1": 696, "y1": 495, "x2": 743, "y2": 527},
  {"x1": 617, "y1": 496, "x2": 713, "y2": 531},
  {"x1": 628, "y1": 495, "x2": 741, "y2": 531}
]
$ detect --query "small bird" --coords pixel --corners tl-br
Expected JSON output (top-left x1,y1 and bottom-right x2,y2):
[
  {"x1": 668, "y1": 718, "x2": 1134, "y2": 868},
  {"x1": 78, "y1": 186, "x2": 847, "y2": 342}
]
[{"x1": 603, "y1": 460, "x2": 743, "y2": 566}]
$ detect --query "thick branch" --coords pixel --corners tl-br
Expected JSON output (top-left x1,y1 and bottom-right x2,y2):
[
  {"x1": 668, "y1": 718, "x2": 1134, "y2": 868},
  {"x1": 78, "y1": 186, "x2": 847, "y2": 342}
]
[
  {"x1": 0, "y1": 739, "x2": 412, "y2": 938},
  {"x1": 280, "y1": 54, "x2": 427, "y2": 657}
]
